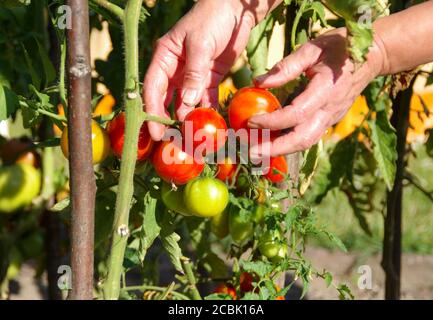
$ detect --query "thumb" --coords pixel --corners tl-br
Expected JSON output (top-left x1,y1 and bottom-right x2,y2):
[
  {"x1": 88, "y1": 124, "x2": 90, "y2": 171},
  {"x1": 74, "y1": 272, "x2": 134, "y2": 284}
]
[
  {"x1": 254, "y1": 43, "x2": 321, "y2": 88},
  {"x1": 180, "y1": 35, "x2": 214, "y2": 107}
]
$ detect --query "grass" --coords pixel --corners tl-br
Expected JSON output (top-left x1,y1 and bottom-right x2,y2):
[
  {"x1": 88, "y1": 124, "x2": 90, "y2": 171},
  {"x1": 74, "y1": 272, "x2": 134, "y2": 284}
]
[{"x1": 310, "y1": 144, "x2": 433, "y2": 255}]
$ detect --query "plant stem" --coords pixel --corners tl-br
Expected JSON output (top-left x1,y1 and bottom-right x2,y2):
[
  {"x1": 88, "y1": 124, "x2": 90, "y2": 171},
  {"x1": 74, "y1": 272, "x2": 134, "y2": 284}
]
[
  {"x1": 291, "y1": 0, "x2": 307, "y2": 50},
  {"x1": 122, "y1": 285, "x2": 190, "y2": 300},
  {"x1": 103, "y1": 0, "x2": 143, "y2": 300},
  {"x1": 142, "y1": 112, "x2": 176, "y2": 125},
  {"x1": 59, "y1": 37, "x2": 67, "y2": 110},
  {"x1": 181, "y1": 257, "x2": 202, "y2": 300},
  {"x1": 91, "y1": 0, "x2": 124, "y2": 20}
]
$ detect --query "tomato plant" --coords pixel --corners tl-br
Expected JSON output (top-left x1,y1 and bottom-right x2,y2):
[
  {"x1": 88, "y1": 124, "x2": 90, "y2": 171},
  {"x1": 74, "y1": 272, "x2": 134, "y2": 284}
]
[
  {"x1": 107, "y1": 112, "x2": 154, "y2": 161},
  {"x1": 61, "y1": 120, "x2": 111, "y2": 165}
]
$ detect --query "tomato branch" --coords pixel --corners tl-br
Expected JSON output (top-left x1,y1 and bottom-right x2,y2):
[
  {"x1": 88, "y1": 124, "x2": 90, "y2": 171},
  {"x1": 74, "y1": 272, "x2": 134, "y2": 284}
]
[
  {"x1": 181, "y1": 257, "x2": 202, "y2": 300},
  {"x1": 103, "y1": 0, "x2": 144, "y2": 300},
  {"x1": 90, "y1": 0, "x2": 124, "y2": 20}
]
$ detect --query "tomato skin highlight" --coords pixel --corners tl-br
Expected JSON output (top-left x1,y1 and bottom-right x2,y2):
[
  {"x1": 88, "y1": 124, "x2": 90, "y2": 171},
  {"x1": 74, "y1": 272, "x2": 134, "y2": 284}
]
[
  {"x1": 181, "y1": 107, "x2": 227, "y2": 155},
  {"x1": 161, "y1": 182, "x2": 191, "y2": 216},
  {"x1": 152, "y1": 139, "x2": 204, "y2": 185},
  {"x1": 216, "y1": 157, "x2": 237, "y2": 182},
  {"x1": 264, "y1": 156, "x2": 288, "y2": 183},
  {"x1": 215, "y1": 283, "x2": 237, "y2": 299},
  {"x1": 183, "y1": 177, "x2": 229, "y2": 218},
  {"x1": 228, "y1": 87, "x2": 281, "y2": 141},
  {"x1": 211, "y1": 209, "x2": 229, "y2": 239},
  {"x1": 61, "y1": 120, "x2": 111, "y2": 165},
  {"x1": 107, "y1": 112, "x2": 154, "y2": 161}
]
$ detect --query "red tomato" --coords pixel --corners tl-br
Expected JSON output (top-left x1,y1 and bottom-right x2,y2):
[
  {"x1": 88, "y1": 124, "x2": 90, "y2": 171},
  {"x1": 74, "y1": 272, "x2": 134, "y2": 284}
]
[
  {"x1": 152, "y1": 139, "x2": 204, "y2": 185},
  {"x1": 216, "y1": 157, "x2": 237, "y2": 182},
  {"x1": 228, "y1": 87, "x2": 281, "y2": 141},
  {"x1": 239, "y1": 272, "x2": 254, "y2": 293},
  {"x1": 215, "y1": 283, "x2": 237, "y2": 299},
  {"x1": 181, "y1": 107, "x2": 227, "y2": 154},
  {"x1": 107, "y1": 112, "x2": 154, "y2": 161},
  {"x1": 264, "y1": 156, "x2": 288, "y2": 183}
]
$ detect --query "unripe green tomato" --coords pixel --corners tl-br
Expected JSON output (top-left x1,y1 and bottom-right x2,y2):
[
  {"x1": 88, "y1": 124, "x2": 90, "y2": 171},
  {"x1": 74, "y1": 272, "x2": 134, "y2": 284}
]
[
  {"x1": 253, "y1": 204, "x2": 265, "y2": 224},
  {"x1": 228, "y1": 205, "x2": 254, "y2": 244},
  {"x1": 258, "y1": 230, "x2": 288, "y2": 262},
  {"x1": 211, "y1": 209, "x2": 229, "y2": 239},
  {"x1": 184, "y1": 177, "x2": 229, "y2": 218},
  {"x1": 161, "y1": 182, "x2": 191, "y2": 216},
  {"x1": 6, "y1": 247, "x2": 23, "y2": 280},
  {"x1": 0, "y1": 163, "x2": 41, "y2": 214}
]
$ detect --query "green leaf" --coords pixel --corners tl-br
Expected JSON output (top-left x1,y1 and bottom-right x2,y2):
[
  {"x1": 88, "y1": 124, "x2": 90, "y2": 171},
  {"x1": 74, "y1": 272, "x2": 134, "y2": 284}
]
[
  {"x1": 205, "y1": 293, "x2": 233, "y2": 300},
  {"x1": 240, "y1": 260, "x2": 273, "y2": 278},
  {"x1": 50, "y1": 197, "x2": 70, "y2": 212},
  {"x1": 138, "y1": 193, "x2": 160, "y2": 263},
  {"x1": 160, "y1": 213, "x2": 183, "y2": 273},
  {"x1": 21, "y1": 44, "x2": 41, "y2": 90},
  {"x1": 201, "y1": 252, "x2": 228, "y2": 279},
  {"x1": 368, "y1": 111, "x2": 397, "y2": 190},
  {"x1": 308, "y1": 138, "x2": 356, "y2": 203},
  {"x1": 246, "y1": 14, "x2": 275, "y2": 77},
  {"x1": 324, "y1": 272, "x2": 333, "y2": 287},
  {"x1": 0, "y1": 85, "x2": 18, "y2": 120},
  {"x1": 36, "y1": 39, "x2": 56, "y2": 86},
  {"x1": 337, "y1": 284, "x2": 354, "y2": 300},
  {"x1": 322, "y1": 230, "x2": 347, "y2": 253},
  {"x1": 346, "y1": 20, "x2": 373, "y2": 64},
  {"x1": 299, "y1": 141, "x2": 322, "y2": 195}
]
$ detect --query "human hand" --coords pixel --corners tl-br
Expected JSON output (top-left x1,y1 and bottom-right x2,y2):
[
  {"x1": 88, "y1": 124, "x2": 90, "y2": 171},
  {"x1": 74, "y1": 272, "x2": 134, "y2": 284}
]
[
  {"x1": 143, "y1": 0, "x2": 257, "y2": 141},
  {"x1": 248, "y1": 28, "x2": 386, "y2": 157}
]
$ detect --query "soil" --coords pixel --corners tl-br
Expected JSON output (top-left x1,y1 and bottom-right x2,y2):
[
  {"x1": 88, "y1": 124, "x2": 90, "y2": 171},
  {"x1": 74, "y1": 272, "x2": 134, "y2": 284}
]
[{"x1": 8, "y1": 247, "x2": 433, "y2": 300}]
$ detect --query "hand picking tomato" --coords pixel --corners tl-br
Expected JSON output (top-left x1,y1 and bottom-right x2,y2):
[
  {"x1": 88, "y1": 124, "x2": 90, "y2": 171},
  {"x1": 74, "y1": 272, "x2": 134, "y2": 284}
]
[
  {"x1": 161, "y1": 182, "x2": 191, "y2": 216},
  {"x1": 183, "y1": 177, "x2": 229, "y2": 218},
  {"x1": 263, "y1": 156, "x2": 288, "y2": 183},
  {"x1": 228, "y1": 87, "x2": 281, "y2": 140},
  {"x1": 211, "y1": 208, "x2": 229, "y2": 239},
  {"x1": 216, "y1": 157, "x2": 237, "y2": 182},
  {"x1": 0, "y1": 163, "x2": 41, "y2": 214},
  {"x1": 214, "y1": 283, "x2": 237, "y2": 299},
  {"x1": 258, "y1": 230, "x2": 288, "y2": 263},
  {"x1": 107, "y1": 112, "x2": 154, "y2": 161},
  {"x1": 181, "y1": 107, "x2": 227, "y2": 155},
  {"x1": 61, "y1": 120, "x2": 111, "y2": 165},
  {"x1": 152, "y1": 139, "x2": 204, "y2": 185}
]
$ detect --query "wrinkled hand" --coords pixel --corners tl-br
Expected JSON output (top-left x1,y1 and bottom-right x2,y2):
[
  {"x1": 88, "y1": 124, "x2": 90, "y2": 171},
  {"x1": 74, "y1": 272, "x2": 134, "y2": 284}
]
[
  {"x1": 249, "y1": 28, "x2": 385, "y2": 157},
  {"x1": 143, "y1": 0, "x2": 255, "y2": 141}
]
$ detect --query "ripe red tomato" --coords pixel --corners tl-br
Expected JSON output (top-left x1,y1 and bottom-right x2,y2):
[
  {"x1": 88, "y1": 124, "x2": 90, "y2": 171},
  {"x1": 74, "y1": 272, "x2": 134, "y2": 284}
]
[
  {"x1": 215, "y1": 283, "x2": 237, "y2": 299},
  {"x1": 181, "y1": 107, "x2": 227, "y2": 155},
  {"x1": 152, "y1": 139, "x2": 204, "y2": 185},
  {"x1": 216, "y1": 157, "x2": 237, "y2": 182},
  {"x1": 228, "y1": 87, "x2": 281, "y2": 140},
  {"x1": 263, "y1": 156, "x2": 288, "y2": 183},
  {"x1": 107, "y1": 112, "x2": 154, "y2": 161},
  {"x1": 239, "y1": 272, "x2": 255, "y2": 293}
]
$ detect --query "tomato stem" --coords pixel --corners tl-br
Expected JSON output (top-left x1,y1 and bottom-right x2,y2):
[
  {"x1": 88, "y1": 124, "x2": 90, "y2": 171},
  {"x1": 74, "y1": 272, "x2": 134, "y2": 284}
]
[
  {"x1": 181, "y1": 257, "x2": 202, "y2": 300},
  {"x1": 142, "y1": 112, "x2": 177, "y2": 125},
  {"x1": 103, "y1": 0, "x2": 143, "y2": 300},
  {"x1": 90, "y1": 0, "x2": 124, "y2": 20}
]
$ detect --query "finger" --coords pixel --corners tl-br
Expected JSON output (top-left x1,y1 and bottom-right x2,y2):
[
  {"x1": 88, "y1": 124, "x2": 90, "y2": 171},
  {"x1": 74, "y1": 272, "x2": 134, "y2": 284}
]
[
  {"x1": 248, "y1": 74, "x2": 329, "y2": 130},
  {"x1": 250, "y1": 109, "x2": 330, "y2": 157},
  {"x1": 143, "y1": 38, "x2": 180, "y2": 141},
  {"x1": 180, "y1": 33, "x2": 215, "y2": 107},
  {"x1": 254, "y1": 42, "x2": 322, "y2": 88}
]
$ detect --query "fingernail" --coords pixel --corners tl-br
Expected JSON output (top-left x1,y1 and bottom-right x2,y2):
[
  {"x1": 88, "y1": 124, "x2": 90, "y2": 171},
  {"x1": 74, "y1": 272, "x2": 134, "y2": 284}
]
[
  {"x1": 254, "y1": 75, "x2": 266, "y2": 84},
  {"x1": 182, "y1": 89, "x2": 199, "y2": 106}
]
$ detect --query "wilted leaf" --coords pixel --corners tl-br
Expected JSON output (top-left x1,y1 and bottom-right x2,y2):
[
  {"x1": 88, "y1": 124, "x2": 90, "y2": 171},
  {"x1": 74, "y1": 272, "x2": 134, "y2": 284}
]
[{"x1": 299, "y1": 141, "x2": 322, "y2": 195}]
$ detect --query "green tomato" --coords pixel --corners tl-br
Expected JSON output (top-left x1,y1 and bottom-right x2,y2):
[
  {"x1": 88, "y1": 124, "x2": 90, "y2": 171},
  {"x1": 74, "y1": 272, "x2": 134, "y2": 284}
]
[
  {"x1": 0, "y1": 163, "x2": 41, "y2": 214},
  {"x1": 228, "y1": 205, "x2": 254, "y2": 244},
  {"x1": 184, "y1": 177, "x2": 229, "y2": 218},
  {"x1": 6, "y1": 247, "x2": 23, "y2": 280},
  {"x1": 161, "y1": 182, "x2": 191, "y2": 216},
  {"x1": 253, "y1": 204, "x2": 265, "y2": 224},
  {"x1": 211, "y1": 209, "x2": 229, "y2": 239},
  {"x1": 258, "y1": 230, "x2": 288, "y2": 262}
]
